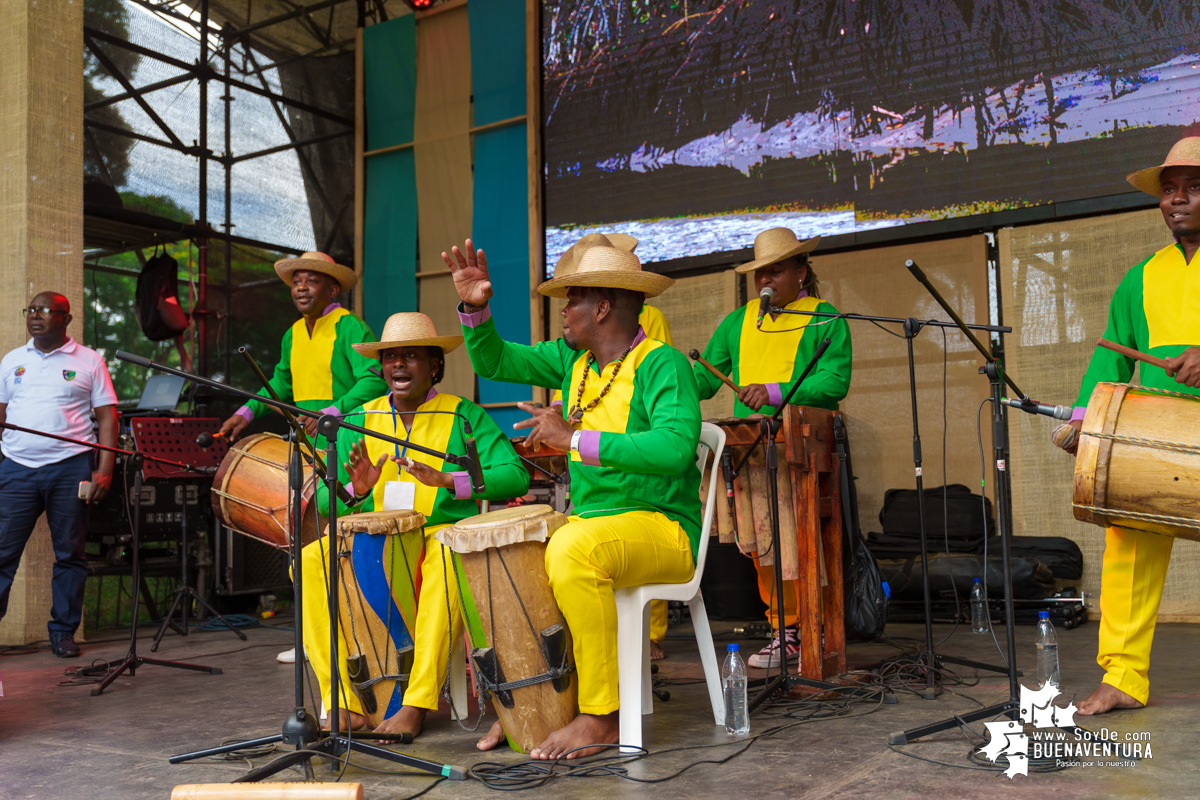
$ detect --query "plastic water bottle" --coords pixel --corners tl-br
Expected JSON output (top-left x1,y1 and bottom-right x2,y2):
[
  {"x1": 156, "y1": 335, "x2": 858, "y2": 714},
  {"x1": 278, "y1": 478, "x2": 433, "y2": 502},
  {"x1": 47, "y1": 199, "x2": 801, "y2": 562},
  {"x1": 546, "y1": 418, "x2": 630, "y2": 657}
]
[
  {"x1": 1035, "y1": 611, "x2": 1060, "y2": 689},
  {"x1": 971, "y1": 578, "x2": 987, "y2": 633},
  {"x1": 722, "y1": 643, "x2": 749, "y2": 735}
]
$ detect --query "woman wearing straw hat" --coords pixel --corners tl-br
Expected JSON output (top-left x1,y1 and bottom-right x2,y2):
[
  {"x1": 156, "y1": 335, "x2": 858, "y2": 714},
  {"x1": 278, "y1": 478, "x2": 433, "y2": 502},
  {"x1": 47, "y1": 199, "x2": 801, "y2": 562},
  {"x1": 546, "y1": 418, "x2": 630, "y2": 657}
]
[
  {"x1": 1053, "y1": 138, "x2": 1200, "y2": 716},
  {"x1": 549, "y1": 232, "x2": 675, "y2": 663},
  {"x1": 298, "y1": 312, "x2": 529, "y2": 737},
  {"x1": 445, "y1": 238, "x2": 702, "y2": 759},
  {"x1": 694, "y1": 227, "x2": 853, "y2": 670},
  {"x1": 216, "y1": 252, "x2": 385, "y2": 444}
]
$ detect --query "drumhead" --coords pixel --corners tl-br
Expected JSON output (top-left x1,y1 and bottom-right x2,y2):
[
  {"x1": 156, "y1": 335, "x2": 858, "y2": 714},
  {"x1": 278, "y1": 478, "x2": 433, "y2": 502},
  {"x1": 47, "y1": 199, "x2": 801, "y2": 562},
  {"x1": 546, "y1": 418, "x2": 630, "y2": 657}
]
[
  {"x1": 337, "y1": 508, "x2": 426, "y2": 536},
  {"x1": 436, "y1": 504, "x2": 568, "y2": 553}
]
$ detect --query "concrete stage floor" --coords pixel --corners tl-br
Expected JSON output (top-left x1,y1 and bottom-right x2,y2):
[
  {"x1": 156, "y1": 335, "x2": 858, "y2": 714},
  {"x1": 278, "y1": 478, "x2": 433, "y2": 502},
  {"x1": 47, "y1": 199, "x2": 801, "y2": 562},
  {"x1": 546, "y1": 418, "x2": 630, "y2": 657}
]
[{"x1": 0, "y1": 617, "x2": 1192, "y2": 799}]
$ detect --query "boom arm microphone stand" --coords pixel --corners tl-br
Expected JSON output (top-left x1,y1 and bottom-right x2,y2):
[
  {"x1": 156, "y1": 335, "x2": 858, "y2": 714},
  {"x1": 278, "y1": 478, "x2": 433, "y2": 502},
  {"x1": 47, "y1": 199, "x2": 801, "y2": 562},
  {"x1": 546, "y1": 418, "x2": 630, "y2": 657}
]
[
  {"x1": 114, "y1": 352, "x2": 473, "y2": 781},
  {"x1": 0, "y1": 421, "x2": 228, "y2": 694}
]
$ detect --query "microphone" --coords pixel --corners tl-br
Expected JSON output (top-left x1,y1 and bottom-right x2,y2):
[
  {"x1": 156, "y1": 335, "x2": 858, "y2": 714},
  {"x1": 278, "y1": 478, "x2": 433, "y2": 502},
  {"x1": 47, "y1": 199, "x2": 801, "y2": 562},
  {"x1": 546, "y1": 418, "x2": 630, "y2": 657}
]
[
  {"x1": 196, "y1": 431, "x2": 226, "y2": 447},
  {"x1": 115, "y1": 350, "x2": 152, "y2": 368},
  {"x1": 190, "y1": 465, "x2": 219, "y2": 475},
  {"x1": 1000, "y1": 397, "x2": 1072, "y2": 420},
  {"x1": 463, "y1": 431, "x2": 486, "y2": 495},
  {"x1": 757, "y1": 287, "x2": 776, "y2": 326}
]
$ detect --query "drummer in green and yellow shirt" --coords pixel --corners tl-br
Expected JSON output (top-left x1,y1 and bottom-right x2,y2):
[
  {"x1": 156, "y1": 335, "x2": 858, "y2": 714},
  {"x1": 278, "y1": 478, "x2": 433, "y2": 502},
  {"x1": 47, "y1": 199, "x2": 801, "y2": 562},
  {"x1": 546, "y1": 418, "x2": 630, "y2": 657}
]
[
  {"x1": 548, "y1": 233, "x2": 675, "y2": 661},
  {"x1": 218, "y1": 252, "x2": 385, "y2": 442},
  {"x1": 301, "y1": 312, "x2": 528, "y2": 738},
  {"x1": 1056, "y1": 139, "x2": 1200, "y2": 717},
  {"x1": 446, "y1": 238, "x2": 701, "y2": 759},
  {"x1": 694, "y1": 228, "x2": 852, "y2": 670}
]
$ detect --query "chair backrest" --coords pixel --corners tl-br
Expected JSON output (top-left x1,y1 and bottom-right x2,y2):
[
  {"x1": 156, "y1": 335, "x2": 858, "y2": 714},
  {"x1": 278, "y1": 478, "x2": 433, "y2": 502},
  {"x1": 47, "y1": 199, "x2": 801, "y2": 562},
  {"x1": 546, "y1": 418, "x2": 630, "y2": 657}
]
[{"x1": 692, "y1": 422, "x2": 726, "y2": 583}]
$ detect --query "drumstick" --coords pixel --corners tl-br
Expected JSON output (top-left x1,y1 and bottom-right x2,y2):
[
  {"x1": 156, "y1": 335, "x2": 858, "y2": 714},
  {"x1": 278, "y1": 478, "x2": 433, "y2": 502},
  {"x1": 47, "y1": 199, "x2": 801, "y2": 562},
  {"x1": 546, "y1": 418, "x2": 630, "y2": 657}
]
[
  {"x1": 1097, "y1": 338, "x2": 1172, "y2": 371},
  {"x1": 688, "y1": 350, "x2": 741, "y2": 393}
]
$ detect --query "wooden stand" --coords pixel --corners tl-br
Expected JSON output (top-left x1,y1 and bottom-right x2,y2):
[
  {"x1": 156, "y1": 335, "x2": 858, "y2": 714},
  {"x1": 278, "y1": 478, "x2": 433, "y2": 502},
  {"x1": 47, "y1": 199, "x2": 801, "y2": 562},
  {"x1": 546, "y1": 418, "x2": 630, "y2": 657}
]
[{"x1": 713, "y1": 406, "x2": 846, "y2": 682}]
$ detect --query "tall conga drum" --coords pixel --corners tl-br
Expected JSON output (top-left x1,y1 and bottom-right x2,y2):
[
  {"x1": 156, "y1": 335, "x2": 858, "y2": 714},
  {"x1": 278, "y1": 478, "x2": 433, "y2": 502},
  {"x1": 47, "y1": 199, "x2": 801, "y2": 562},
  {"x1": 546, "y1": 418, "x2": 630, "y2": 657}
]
[
  {"x1": 1074, "y1": 382, "x2": 1200, "y2": 540},
  {"x1": 435, "y1": 505, "x2": 576, "y2": 753},
  {"x1": 333, "y1": 509, "x2": 426, "y2": 728},
  {"x1": 210, "y1": 433, "x2": 321, "y2": 549}
]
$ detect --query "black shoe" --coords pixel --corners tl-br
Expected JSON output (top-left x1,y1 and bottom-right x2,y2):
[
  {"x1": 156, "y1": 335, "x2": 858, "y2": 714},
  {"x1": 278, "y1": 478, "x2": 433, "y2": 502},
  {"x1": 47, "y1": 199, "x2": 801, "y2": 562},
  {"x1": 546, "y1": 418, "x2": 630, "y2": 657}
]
[{"x1": 49, "y1": 632, "x2": 80, "y2": 658}]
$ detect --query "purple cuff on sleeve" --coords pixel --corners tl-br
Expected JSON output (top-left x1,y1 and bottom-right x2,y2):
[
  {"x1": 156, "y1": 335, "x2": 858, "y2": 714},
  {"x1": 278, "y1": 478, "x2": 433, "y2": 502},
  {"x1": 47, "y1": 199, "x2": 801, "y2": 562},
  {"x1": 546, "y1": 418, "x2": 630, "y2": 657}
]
[
  {"x1": 578, "y1": 430, "x2": 602, "y2": 467},
  {"x1": 451, "y1": 471, "x2": 472, "y2": 500},
  {"x1": 235, "y1": 405, "x2": 255, "y2": 423},
  {"x1": 550, "y1": 399, "x2": 563, "y2": 407},
  {"x1": 319, "y1": 405, "x2": 342, "y2": 418},
  {"x1": 458, "y1": 304, "x2": 492, "y2": 328},
  {"x1": 766, "y1": 383, "x2": 783, "y2": 406},
  {"x1": 1070, "y1": 406, "x2": 1087, "y2": 423}
]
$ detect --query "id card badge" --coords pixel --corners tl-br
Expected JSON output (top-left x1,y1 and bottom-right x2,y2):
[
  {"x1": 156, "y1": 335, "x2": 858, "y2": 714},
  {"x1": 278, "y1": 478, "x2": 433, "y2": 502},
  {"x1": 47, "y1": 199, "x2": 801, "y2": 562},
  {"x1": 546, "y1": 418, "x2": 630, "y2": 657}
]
[{"x1": 382, "y1": 480, "x2": 416, "y2": 511}]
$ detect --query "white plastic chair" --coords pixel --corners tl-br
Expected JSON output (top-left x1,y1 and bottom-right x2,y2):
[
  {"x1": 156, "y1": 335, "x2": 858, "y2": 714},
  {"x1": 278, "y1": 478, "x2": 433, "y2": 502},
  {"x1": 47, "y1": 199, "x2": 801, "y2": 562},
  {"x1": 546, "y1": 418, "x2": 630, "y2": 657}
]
[{"x1": 614, "y1": 422, "x2": 727, "y2": 752}]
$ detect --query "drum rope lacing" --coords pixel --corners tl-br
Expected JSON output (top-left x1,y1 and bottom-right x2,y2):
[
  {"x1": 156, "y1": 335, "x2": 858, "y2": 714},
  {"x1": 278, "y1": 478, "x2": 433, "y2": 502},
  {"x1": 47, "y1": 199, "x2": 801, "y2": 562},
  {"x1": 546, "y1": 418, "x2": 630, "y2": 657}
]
[
  {"x1": 1080, "y1": 430, "x2": 1200, "y2": 456},
  {"x1": 1072, "y1": 504, "x2": 1200, "y2": 532},
  {"x1": 443, "y1": 545, "x2": 487, "y2": 731}
]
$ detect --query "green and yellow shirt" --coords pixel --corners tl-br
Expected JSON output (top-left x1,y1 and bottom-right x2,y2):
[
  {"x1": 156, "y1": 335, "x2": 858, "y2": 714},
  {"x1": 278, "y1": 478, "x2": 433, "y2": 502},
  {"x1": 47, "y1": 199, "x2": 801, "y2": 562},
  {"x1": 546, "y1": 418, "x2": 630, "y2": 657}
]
[
  {"x1": 459, "y1": 304, "x2": 703, "y2": 558},
  {"x1": 237, "y1": 304, "x2": 387, "y2": 422},
  {"x1": 695, "y1": 292, "x2": 852, "y2": 416},
  {"x1": 315, "y1": 388, "x2": 529, "y2": 522},
  {"x1": 1073, "y1": 241, "x2": 1200, "y2": 416}
]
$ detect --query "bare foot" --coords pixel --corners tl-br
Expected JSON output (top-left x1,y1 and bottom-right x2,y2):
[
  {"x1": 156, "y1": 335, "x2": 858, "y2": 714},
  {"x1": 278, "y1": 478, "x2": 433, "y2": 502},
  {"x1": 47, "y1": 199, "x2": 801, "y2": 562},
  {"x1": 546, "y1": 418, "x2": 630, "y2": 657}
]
[
  {"x1": 374, "y1": 705, "x2": 426, "y2": 742},
  {"x1": 529, "y1": 712, "x2": 619, "y2": 760},
  {"x1": 477, "y1": 720, "x2": 506, "y2": 751},
  {"x1": 321, "y1": 709, "x2": 367, "y2": 732},
  {"x1": 1076, "y1": 683, "x2": 1144, "y2": 716},
  {"x1": 650, "y1": 640, "x2": 666, "y2": 661}
]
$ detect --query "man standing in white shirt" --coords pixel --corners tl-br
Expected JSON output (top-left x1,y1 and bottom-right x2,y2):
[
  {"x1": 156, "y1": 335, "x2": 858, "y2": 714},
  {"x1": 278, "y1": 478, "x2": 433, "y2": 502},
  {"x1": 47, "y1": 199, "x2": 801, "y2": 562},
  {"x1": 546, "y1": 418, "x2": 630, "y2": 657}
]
[{"x1": 0, "y1": 292, "x2": 118, "y2": 657}]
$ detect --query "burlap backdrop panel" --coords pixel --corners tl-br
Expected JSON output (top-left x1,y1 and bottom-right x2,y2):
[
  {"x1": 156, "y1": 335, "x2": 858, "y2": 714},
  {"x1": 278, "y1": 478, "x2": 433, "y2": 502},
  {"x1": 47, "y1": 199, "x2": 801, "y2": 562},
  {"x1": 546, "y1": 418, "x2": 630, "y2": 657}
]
[
  {"x1": 782, "y1": 235, "x2": 995, "y2": 537},
  {"x1": 414, "y1": 5, "x2": 473, "y2": 397},
  {"x1": 547, "y1": 271, "x2": 738, "y2": 418},
  {"x1": 1000, "y1": 208, "x2": 1200, "y2": 619}
]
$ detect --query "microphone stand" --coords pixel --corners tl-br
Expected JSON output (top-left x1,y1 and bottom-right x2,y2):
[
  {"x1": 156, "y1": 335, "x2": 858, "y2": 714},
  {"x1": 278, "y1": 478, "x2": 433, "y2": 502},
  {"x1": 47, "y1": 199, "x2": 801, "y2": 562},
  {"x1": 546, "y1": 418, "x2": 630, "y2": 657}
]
[
  {"x1": 762, "y1": 299, "x2": 1014, "y2": 701},
  {"x1": 114, "y1": 353, "x2": 471, "y2": 781}
]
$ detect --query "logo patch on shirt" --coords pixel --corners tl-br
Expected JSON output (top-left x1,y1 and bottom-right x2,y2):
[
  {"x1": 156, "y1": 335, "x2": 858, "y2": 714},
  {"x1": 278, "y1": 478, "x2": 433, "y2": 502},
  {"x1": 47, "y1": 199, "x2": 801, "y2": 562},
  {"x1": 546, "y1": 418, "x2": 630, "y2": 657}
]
[
  {"x1": 15, "y1": 367, "x2": 25, "y2": 377},
  {"x1": 63, "y1": 370, "x2": 76, "y2": 381}
]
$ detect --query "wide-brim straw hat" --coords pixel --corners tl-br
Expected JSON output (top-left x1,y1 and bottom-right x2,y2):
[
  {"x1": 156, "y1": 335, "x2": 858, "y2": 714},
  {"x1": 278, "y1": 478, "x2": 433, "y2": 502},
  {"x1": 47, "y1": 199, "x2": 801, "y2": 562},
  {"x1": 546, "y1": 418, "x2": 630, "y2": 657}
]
[
  {"x1": 275, "y1": 251, "x2": 359, "y2": 291},
  {"x1": 352, "y1": 312, "x2": 463, "y2": 358},
  {"x1": 553, "y1": 232, "x2": 638, "y2": 276},
  {"x1": 537, "y1": 246, "x2": 674, "y2": 298},
  {"x1": 1127, "y1": 137, "x2": 1200, "y2": 196},
  {"x1": 734, "y1": 228, "x2": 821, "y2": 274}
]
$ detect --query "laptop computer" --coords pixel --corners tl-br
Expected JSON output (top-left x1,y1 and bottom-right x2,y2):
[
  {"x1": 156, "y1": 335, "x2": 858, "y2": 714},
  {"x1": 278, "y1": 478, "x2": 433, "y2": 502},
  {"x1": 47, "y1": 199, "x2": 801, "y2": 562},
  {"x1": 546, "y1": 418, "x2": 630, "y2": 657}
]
[{"x1": 136, "y1": 373, "x2": 186, "y2": 412}]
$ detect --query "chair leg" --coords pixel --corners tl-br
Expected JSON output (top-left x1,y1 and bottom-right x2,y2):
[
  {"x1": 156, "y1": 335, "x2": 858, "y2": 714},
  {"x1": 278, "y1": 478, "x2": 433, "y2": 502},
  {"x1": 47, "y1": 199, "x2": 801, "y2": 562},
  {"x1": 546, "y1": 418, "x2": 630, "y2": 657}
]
[
  {"x1": 616, "y1": 594, "x2": 645, "y2": 753},
  {"x1": 450, "y1": 634, "x2": 468, "y2": 719},
  {"x1": 689, "y1": 591, "x2": 726, "y2": 726},
  {"x1": 640, "y1": 601, "x2": 653, "y2": 716}
]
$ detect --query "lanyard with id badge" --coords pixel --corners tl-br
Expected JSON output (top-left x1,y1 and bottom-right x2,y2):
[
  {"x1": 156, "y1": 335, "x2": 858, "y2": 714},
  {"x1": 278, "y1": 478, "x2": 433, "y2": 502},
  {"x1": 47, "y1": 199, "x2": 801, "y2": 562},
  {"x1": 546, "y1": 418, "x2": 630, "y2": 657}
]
[{"x1": 381, "y1": 399, "x2": 417, "y2": 511}]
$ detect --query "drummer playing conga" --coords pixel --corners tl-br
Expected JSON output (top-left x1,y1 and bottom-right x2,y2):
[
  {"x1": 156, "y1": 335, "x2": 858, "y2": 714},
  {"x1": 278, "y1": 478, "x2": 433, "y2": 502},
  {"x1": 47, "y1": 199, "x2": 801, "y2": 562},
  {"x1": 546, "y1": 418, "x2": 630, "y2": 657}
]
[
  {"x1": 1055, "y1": 138, "x2": 1200, "y2": 716},
  {"x1": 693, "y1": 228, "x2": 852, "y2": 670},
  {"x1": 299, "y1": 312, "x2": 529, "y2": 736},
  {"x1": 445, "y1": 238, "x2": 703, "y2": 759}
]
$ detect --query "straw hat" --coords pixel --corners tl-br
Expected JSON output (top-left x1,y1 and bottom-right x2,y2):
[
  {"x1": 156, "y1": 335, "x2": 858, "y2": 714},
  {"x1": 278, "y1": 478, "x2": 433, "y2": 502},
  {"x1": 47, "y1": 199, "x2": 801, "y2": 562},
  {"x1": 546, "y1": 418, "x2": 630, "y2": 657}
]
[
  {"x1": 351, "y1": 312, "x2": 463, "y2": 359},
  {"x1": 537, "y1": 246, "x2": 674, "y2": 298},
  {"x1": 1127, "y1": 137, "x2": 1200, "y2": 196},
  {"x1": 553, "y1": 232, "x2": 638, "y2": 277},
  {"x1": 275, "y1": 251, "x2": 358, "y2": 291},
  {"x1": 734, "y1": 228, "x2": 821, "y2": 274}
]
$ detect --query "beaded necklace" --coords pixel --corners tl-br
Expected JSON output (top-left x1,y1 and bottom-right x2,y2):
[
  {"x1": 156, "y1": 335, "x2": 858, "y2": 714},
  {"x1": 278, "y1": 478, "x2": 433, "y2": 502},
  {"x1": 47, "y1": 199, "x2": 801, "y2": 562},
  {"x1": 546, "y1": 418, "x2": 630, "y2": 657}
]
[{"x1": 567, "y1": 340, "x2": 637, "y2": 425}]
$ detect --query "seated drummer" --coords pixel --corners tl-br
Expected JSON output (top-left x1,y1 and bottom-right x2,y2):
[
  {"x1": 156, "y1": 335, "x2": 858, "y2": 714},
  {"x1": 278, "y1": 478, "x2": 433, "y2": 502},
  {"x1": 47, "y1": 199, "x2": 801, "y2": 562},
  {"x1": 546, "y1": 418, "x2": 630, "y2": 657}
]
[
  {"x1": 444, "y1": 238, "x2": 702, "y2": 759},
  {"x1": 1054, "y1": 138, "x2": 1200, "y2": 716},
  {"x1": 693, "y1": 227, "x2": 852, "y2": 670},
  {"x1": 548, "y1": 232, "x2": 674, "y2": 663},
  {"x1": 301, "y1": 312, "x2": 528, "y2": 737}
]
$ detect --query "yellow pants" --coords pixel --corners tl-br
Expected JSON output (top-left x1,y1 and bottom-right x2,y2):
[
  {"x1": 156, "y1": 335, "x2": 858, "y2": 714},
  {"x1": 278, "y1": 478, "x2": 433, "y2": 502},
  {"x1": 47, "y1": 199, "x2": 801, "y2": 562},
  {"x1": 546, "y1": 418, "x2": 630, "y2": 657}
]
[
  {"x1": 1097, "y1": 524, "x2": 1174, "y2": 705},
  {"x1": 756, "y1": 563, "x2": 800, "y2": 629},
  {"x1": 649, "y1": 600, "x2": 668, "y2": 642},
  {"x1": 546, "y1": 510, "x2": 695, "y2": 715},
  {"x1": 301, "y1": 524, "x2": 463, "y2": 717}
]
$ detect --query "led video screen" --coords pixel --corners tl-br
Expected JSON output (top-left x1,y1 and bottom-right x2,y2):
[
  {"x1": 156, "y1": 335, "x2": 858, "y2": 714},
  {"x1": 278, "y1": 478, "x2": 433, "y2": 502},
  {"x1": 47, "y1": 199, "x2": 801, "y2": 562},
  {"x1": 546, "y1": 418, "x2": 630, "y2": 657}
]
[{"x1": 542, "y1": 1, "x2": 1200, "y2": 273}]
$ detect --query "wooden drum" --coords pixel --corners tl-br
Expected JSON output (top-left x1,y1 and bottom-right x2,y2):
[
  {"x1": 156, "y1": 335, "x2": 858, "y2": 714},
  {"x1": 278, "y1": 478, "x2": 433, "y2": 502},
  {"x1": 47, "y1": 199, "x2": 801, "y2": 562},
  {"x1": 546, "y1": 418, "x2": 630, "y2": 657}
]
[
  {"x1": 1074, "y1": 382, "x2": 1200, "y2": 540},
  {"x1": 210, "y1": 433, "x2": 320, "y2": 550},
  {"x1": 435, "y1": 504, "x2": 576, "y2": 753},
  {"x1": 710, "y1": 405, "x2": 846, "y2": 682},
  {"x1": 334, "y1": 509, "x2": 426, "y2": 728}
]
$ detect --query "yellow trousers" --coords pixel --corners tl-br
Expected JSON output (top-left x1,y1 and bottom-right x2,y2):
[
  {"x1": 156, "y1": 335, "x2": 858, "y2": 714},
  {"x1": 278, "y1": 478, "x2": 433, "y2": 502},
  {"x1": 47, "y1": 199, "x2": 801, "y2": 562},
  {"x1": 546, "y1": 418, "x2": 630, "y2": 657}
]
[
  {"x1": 301, "y1": 524, "x2": 463, "y2": 717},
  {"x1": 546, "y1": 510, "x2": 695, "y2": 715},
  {"x1": 1097, "y1": 524, "x2": 1174, "y2": 705},
  {"x1": 756, "y1": 563, "x2": 800, "y2": 629},
  {"x1": 649, "y1": 600, "x2": 668, "y2": 642}
]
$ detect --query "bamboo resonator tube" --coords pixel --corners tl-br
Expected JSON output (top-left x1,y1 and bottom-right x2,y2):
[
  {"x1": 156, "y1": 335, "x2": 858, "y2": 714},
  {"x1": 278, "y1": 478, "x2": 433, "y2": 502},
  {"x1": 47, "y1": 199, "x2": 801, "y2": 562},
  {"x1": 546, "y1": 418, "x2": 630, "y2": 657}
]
[
  {"x1": 689, "y1": 349, "x2": 740, "y2": 393},
  {"x1": 1097, "y1": 338, "x2": 1172, "y2": 371}
]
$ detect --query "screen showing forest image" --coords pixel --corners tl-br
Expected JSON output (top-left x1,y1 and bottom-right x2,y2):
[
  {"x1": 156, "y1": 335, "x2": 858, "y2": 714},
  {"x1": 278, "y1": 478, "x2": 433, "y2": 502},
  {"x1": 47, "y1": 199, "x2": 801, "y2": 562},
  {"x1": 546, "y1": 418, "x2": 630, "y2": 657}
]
[{"x1": 542, "y1": 1, "x2": 1200, "y2": 272}]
